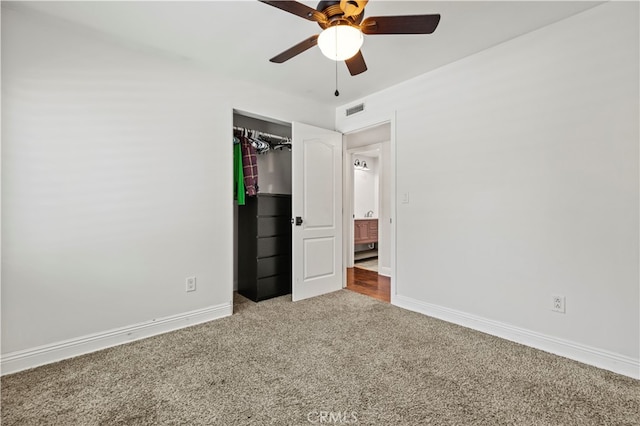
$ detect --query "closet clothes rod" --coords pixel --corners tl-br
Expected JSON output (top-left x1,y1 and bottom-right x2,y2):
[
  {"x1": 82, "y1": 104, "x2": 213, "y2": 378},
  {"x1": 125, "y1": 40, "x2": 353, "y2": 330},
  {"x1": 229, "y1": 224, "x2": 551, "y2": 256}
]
[{"x1": 233, "y1": 126, "x2": 291, "y2": 142}]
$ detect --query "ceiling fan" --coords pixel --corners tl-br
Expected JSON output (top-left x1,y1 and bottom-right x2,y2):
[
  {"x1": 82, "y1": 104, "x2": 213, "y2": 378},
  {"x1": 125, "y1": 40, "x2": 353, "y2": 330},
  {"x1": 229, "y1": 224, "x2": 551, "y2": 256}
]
[{"x1": 259, "y1": 0, "x2": 441, "y2": 76}]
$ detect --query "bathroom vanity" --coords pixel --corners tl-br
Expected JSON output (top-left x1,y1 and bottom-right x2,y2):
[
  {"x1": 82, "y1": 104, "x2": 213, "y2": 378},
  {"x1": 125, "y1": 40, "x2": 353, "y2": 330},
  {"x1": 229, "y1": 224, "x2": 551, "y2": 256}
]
[{"x1": 354, "y1": 218, "x2": 378, "y2": 245}]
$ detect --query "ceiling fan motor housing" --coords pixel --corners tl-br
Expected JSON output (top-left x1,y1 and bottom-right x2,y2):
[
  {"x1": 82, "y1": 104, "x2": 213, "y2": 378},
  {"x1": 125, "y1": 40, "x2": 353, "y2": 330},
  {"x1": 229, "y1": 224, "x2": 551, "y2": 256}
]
[{"x1": 317, "y1": 0, "x2": 365, "y2": 28}]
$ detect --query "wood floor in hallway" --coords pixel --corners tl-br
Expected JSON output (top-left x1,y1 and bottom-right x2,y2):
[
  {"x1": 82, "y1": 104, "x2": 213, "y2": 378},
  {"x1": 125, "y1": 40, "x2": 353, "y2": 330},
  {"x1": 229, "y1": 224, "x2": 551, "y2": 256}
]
[{"x1": 346, "y1": 267, "x2": 390, "y2": 303}]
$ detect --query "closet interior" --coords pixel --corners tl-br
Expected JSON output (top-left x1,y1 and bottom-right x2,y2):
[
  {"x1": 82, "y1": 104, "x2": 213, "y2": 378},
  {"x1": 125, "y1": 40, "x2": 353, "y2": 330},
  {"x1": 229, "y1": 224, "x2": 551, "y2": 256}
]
[{"x1": 233, "y1": 111, "x2": 292, "y2": 302}]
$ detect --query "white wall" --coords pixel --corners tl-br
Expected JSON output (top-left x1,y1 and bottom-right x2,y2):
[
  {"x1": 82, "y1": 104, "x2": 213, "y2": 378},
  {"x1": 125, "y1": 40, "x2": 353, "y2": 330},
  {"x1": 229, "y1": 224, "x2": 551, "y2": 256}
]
[
  {"x1": 1, "y1": 6, "x2": 333, "y2": 370},
  {"x1": 354, "y1": 155, "x2": 378, "y2": 219},
  {"x1": 379, "y1": 141, "x2": 391, "y2": 276},
  {"x1": 336, "y1": 2, "x2": 639, "y2": 378}
]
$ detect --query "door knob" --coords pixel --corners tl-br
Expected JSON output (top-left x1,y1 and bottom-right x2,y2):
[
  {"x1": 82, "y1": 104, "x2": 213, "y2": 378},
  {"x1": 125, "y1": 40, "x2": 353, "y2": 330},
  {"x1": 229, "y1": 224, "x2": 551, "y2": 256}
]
[{"x1": 295, "y1": 216, "x2": 303, "y2": 226}]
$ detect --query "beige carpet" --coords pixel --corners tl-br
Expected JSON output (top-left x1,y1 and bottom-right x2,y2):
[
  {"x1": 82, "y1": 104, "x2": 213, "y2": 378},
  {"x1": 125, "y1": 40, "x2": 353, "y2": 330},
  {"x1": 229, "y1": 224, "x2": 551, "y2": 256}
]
[{"x1": 2, "y1": 290, "x2": 638, "y2": 425}]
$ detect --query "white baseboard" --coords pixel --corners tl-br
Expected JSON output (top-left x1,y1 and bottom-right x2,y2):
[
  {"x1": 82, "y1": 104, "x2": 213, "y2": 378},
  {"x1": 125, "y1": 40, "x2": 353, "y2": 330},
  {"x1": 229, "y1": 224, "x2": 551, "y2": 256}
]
[
  {"x1": 378, "y1": 266, "x2": 391, "y2": 277},
  {"x1": 1, "y1": 303, "x2": 233, "y2": 376},
  {"x1": 393, "y1": 295, "x2": 639, "y2": 380}
]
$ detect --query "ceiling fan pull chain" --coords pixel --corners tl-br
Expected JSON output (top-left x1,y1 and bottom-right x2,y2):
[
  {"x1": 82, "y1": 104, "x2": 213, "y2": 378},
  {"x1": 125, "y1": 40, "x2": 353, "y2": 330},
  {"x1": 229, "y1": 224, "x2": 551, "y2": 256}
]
[
  {"x1": 335, "y1": 59, "x2": 340, "y2": 97},
  {"x1": 334, "y1": 31, "x2": 340, "y2": 96}
]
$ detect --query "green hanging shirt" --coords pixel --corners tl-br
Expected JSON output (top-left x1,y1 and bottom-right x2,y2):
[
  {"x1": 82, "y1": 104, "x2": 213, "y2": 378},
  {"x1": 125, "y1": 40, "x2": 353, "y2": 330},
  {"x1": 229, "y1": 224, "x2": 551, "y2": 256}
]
[{"x1": 234, "y1": 142, "x2": 245, "y2": 206}]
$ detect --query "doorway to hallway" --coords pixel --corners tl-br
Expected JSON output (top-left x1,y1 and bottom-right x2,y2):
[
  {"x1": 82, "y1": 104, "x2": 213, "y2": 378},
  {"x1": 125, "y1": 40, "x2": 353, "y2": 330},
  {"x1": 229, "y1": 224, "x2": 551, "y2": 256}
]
[{"x1": 343, "y1": 121, "x2": 392, "y2": 303}]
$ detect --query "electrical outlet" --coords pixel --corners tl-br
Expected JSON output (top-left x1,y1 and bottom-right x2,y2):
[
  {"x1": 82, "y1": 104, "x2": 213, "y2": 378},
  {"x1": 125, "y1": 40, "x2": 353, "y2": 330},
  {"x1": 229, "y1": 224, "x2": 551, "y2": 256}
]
[
  {"x1": 186, "y1": 276, "x2": 196, "y2": 292},
  {"x1": 551, "y1": 294, "x2": 565, "y2": 313}
]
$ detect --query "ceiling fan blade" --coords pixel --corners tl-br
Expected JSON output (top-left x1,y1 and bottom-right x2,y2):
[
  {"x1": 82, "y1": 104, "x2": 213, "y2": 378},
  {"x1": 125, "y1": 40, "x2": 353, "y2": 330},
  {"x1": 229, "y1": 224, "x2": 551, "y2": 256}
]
[
  {"x1": 259, "y1": 1, "x2": 327, "y2": 23},
  {"x1": 269, "y1": 34, "x2": 319, "y2": 63},
  {"x1": 361, "y1": 14, "x2": 441, "y2": 35},
  {"x1": 345, "y1": 50, "x2": 367, "y2": 76}
]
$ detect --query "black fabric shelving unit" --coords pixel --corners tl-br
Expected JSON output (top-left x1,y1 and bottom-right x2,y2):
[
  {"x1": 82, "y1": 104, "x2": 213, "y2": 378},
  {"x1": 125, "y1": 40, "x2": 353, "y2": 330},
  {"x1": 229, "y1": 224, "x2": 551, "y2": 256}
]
[{"x1": 237, "y1": 194, "x2": 292, "y2": 301}]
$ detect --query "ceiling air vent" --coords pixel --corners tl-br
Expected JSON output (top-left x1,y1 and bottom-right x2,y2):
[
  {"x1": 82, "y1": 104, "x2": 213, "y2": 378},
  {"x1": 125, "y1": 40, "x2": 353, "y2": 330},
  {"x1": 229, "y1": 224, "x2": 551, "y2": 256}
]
[{"x1": 345, "y1": 103, "x2": 365, "y2": 117}]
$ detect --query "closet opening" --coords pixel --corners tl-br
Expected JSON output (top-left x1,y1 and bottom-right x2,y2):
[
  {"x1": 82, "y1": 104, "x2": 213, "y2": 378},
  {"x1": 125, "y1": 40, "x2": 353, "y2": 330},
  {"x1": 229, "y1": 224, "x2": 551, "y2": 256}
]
[{"x1": 233, "y1": 110, "x2": 292, "y2": 303}]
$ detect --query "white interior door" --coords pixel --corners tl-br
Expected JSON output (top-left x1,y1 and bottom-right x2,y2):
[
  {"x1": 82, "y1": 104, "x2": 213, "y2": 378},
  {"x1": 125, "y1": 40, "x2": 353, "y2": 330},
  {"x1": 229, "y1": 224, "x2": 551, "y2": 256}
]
[{"x1": 292, "y1": 122, "x2": 343, "y2": 301}]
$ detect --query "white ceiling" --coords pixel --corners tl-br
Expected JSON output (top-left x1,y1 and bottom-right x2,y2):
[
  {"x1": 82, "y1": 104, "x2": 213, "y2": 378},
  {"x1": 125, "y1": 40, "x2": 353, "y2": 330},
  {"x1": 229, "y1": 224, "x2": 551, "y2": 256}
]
[{"x1": 7, "y1": 1, "x2": 602, "y2": 106}]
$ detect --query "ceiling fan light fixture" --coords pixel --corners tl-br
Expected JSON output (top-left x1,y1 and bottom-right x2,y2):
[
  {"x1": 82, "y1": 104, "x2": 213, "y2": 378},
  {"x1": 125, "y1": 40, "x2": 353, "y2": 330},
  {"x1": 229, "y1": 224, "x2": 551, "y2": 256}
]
[{"x1": 317, "y1": 25, "x2": 363, "y2": 61}]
